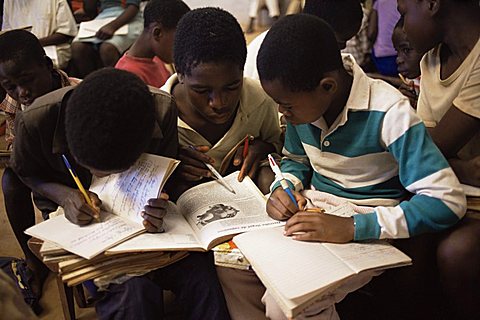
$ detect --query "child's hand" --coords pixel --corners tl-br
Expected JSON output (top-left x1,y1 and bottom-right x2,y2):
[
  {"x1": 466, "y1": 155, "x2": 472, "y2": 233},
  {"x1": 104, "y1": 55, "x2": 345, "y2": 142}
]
[
  {"x1": 266, "y1": 188, "x2": 306, "y2": 221},
  {"x1": 284, "y1": 212, "x2": 354, "y2": 243},
  {"x1": 96, "y1": 23, "x2": 116, "y2": 40},
  {"x1": 64, "y1": 190, "x2": 101, "y2": 225},
  {"x1": 177, "y1": 145, "x2": 214, "y2": 181},
  {"x1": 233, "y1": 139, "x2": 274, "y2": 182},
  {"x1": 398, "y1": 83, "x2": 418, "y2": 109},
  {"x1": 142, "y1": 193, "x2": 169, "y2": 233}
]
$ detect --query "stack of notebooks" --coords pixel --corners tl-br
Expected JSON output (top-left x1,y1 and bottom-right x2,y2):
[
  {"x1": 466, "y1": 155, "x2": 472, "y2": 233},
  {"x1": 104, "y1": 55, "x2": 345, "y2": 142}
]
[
  {"x1": 26, "y1": 153, "x2": 281, "y2": 286},
  {"x1": 39, "y1": 240, "x2": 187, "y2": 287}
]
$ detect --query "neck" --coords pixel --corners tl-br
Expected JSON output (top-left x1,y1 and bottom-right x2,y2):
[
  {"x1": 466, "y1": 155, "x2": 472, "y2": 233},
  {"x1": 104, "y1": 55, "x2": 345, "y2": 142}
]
[
  {"x1": 128, "y1": 33, "x2": 155, "y2": 59},
  {"x1": 441, "y1": 5, "x2": 480, "y2": 58},
  {"x1": 323, "y1": 70, "x2": 353, "y2": 128}
]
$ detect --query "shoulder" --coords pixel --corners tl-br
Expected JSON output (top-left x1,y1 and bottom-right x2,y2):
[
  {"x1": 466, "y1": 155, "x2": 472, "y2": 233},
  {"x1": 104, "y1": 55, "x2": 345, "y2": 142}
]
[
  {"x1": 149, "y1": 86, "x2": 177, "y2": 121},
  {"x1": 20, "y1": 87, "x2": 73, "y2": 127}
]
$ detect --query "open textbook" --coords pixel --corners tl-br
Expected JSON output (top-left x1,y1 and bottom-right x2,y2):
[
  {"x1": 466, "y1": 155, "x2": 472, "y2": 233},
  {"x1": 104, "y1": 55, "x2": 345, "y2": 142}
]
[
  {"x1": 234, "y1": 227, "x2": 412, "y2": 318},
  {"x1": 77, "y1": 18, "x2": 128, "y2": 39},
  {"x1": 25, "y1": 153, "x2": 180, "y2": 259},
  {"x1": 106, "y1": 172, "x2": 282, "y2": 254}
]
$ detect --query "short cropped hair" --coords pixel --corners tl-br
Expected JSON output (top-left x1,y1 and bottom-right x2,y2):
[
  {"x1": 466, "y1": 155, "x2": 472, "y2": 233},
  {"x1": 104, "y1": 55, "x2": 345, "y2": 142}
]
[
  {"x1": 66, "y1": 68, "x2": 155, "y2": 171},
  {"x1": 143, "y1": 0, "x2": 190, "y2": 29},
  {"x1": 173, "y1": 7, "x2": 247, "y2": 75},
  {"x1": 0, "y1": 30, "x2": 46, "y2": 66},
  {"x1": 257, "y1": 14, "x2": 343, "y2": 92},
  {"x1": 303, "y1": 0, "x2": 363, "y2": 40}
]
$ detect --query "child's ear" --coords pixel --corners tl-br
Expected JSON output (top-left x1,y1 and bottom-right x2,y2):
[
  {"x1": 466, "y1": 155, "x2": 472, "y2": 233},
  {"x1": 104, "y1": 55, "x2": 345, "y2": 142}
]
[
  {"x1": 178, "y1": 74, "x2": 185, "y2": 84},
  {"x1": 319, "y1": 77, "x2": 337, "y2": 95},
  {"x1": 152, "y1": 26, "x2": 162, "y2": 39}
]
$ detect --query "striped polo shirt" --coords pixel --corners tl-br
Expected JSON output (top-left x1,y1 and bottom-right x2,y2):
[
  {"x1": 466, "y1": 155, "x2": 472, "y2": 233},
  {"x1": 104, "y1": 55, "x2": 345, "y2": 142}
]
[{"x1": 276, "y1": 55, "x2": 466, "y2": 240}]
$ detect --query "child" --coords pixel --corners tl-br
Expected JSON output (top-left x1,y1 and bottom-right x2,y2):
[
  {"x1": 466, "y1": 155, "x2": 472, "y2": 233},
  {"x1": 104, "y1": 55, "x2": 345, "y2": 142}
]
[
  {"x1": 249, "y1": 14, "x2": 464, "y2": 319},
  {"x1": 244, "y1": 0, "x2": 363, "y2": 80},
  {"x1": 161, "y1": 7, "x2": 282, "y2": 196},
  {"x1": 1, "y1": 0, "x2": 78, "y2": 69},
  {"x1": 367, "y1": 0, "x2": 401, "y2": 76},
  {"x1": 115, "y1": 0, "x2": 190, "y2": 87},
  {"x1": 10, "y1": 68, "x2": 230, "y2": 320},
  {"x1": 0, "y1": 29, "x2": 80, "y2": 297},
  {"x1": 246, "y1": 0, "x2": 280, "y2": 34},
  {"x1": 71, "y1": 0, "x2": 144, "y2": 77},
  {"x1": 391, "y1": 17, "x2": 422, "y2": 108},
  {"x1": 398, "y1": 0, "x2": 480, "y2": 319}
]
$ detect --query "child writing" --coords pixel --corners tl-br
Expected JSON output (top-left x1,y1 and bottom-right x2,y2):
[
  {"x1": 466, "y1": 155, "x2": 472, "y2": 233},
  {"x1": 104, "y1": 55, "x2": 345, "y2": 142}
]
[
  {"x1": 0, "y1": 29, "x2": 80, "y2": 296},
  {"x1": 115, "y1": 0, "x2": 190, "y2": 87},
  {"x1": 71, "y1": 0, "x2": 143, "y2": 77},
  {"x1": 391, "y1": 17, "x2": 422, "y2": 109},
  {"x1": 161, "y1": 7, "x2": 282, "y2": 196},
  {"x1": 10, "y1": 68, "x2": 230, "y2": 319},
  {"x1": 398, "y1": 0, "x2": 480, "y2": 319},
  {"x1": 234, "y1": 14, "x2": 465, "y2": 319}
]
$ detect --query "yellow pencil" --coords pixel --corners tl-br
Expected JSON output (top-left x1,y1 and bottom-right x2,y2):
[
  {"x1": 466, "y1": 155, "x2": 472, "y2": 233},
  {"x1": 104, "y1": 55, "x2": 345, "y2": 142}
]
[{"x1": 61, "y1": 154, "x2": 100, "y2": 222}]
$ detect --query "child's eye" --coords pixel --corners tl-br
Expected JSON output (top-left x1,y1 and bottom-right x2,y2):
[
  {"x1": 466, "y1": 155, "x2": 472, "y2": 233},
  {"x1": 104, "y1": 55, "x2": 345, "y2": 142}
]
[
  {"x1": 402, "y1": 48, "x2": 412, "y2": 55},
  {"x1": 226, "y1": 84, "x2": 241, "y2": 91},
  {"x1": 191, "y1": 88, "x2": 209, "y2": 95}
]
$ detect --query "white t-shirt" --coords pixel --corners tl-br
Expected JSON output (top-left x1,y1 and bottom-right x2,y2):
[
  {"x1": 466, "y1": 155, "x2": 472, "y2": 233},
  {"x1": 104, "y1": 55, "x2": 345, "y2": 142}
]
[
  {"x1": 2, "y1": 0, "x2": 78, "y2": 69},
  {"x1": 417, "y1": 37, "x2": 480, "y2": 160}
]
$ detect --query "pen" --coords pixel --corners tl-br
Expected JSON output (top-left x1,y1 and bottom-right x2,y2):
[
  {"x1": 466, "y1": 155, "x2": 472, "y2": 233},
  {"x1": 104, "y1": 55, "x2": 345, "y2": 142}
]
[
  {"x1": 267, "y1": 154, "x2": 297, "y2": 207},
  {"x1": 188, "y1": 146, "x2": 236, "y2": 194},
  {"x1": 398, "y1": 73, "x2": 416, "y2": 95},
  {"x1": 61, "y1": 154, "x2": 100, "y2": 222}
]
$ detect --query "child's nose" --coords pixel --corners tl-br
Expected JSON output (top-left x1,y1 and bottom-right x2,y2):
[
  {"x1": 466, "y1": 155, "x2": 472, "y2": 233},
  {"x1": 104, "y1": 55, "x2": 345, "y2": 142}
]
[{"x1": 208, "y1": 91, "x2": 226, "y2": 108}]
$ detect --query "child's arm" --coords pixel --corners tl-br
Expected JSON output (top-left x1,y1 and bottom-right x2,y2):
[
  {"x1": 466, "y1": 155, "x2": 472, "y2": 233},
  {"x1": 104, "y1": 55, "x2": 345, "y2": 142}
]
[
  {"x1": 18, "y1": 176, "x2": 101, "y2": 224},
  {"x1": 266, "y1": 122, "x2": 312, "y2": 219},
  {"x1": 428, "y1": 106, "x2": 480, "y2": 159},
  {"x1": 96, "y1": 4, "x2": 140, "y2": 40},
  {"x1": 38, "y1": 0, "x2": 78, "y2": 47},
  {"x1": 354, "y1": 99, "x2": 466, "y2": 241}
]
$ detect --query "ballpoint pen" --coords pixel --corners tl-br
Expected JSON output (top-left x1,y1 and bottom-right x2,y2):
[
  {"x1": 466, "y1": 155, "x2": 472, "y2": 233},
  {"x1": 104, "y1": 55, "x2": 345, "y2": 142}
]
[
  {"x1": 267, "y1": 154, "x2": 298, "y2": 207},
  {"x1": 188, "y1": 146, "x2": 236, "y2": 194},
  {"x1": 61, "y1": 154, "x2": 100, "y2": 222}
]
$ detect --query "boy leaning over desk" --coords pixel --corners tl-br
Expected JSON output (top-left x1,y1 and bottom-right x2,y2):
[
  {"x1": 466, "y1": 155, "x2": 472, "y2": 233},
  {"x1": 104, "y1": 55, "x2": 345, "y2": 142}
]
[
  {"x1": 221, "y1": 14, "x2": 466, "y2": 320},
  {"x1": 10, "y1": 68, "x2": 230, "y2": 320}
]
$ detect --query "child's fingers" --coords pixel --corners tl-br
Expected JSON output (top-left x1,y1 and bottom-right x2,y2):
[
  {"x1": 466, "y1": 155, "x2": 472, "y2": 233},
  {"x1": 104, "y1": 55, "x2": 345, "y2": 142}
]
[
  {"x1": 178, "y1": 164, "x2": 211, "y2": 181},
  {"x1": 232, "y1": 147, "x2": 244, "y2": 167},
  {"x1": 142, "y1": 217, "x2": 165, "y2": 233},
  {"x1": 182, "y1": 145, "x2": 214, "y2": 164},
  {"x1": 266, "y1": 195, "x2": 294, "y2": 220}
]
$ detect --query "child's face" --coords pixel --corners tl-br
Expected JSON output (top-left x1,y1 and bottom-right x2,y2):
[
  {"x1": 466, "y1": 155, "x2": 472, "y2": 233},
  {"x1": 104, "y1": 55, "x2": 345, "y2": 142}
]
[
  {"x1": 392, "y1": 28, "x2": 422, "y2": 79},
  {"x1": 261, "y1": 79, "x2": 331, "y2": 125},
  {"x1": 397, "y1": 0, "x2": 441, "y2": 54},
  {"x1": 0, "y1": 59, "x2": 52, "y2": 106},
  {"x1": 180, "y1": 62, "x2": 243, "y2": 125}
]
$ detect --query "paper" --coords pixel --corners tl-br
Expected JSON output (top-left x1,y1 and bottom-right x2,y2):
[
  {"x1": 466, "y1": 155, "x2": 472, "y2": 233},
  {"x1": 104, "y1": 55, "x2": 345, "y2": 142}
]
[
  {"x1": 77, "y1": 18, "x2": 128, "y2": 39},
  {"x1": 25, "y1": 210, "x2": 145, "y2": 259},
  {"x1": 43, "y1": 45, "x2": 58, "y2": 66},
  {"x1": 90, "y1": 153, "x2": 179, "y2": 224}
]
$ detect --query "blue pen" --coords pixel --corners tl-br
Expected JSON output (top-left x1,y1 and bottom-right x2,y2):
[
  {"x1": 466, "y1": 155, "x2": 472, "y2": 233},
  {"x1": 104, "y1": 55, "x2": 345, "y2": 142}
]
[{"x1": 267, "y1": 154, "x2": 297, "y2": 207}]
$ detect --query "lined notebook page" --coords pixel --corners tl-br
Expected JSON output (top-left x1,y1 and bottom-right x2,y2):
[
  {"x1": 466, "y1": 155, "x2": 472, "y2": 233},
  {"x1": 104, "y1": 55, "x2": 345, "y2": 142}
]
[{"x1": 234, "y1": 227, "x2": 354, "y2": 300}]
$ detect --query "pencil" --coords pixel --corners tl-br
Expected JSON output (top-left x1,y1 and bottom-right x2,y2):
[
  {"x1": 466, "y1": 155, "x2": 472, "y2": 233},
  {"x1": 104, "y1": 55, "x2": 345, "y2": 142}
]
[
  {"x1": 61, "y1": 154, "x2": 100, "y2": 222},
  {"x1": 305, "y1": 208, "x2": 325, "y2": 214},
  {"x1": 242, "y1": 134, "x2": 250, "y2": 159}
]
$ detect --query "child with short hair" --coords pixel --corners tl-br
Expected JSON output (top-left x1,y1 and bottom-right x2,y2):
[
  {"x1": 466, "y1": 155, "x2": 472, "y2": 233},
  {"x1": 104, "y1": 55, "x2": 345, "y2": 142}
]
[
  {"x1": 10, "y1": 68, "x2": 230, "y2": 320},
  {"x1": 115, "y1": 0, "x2": 190, "y2": 87},
  {"x1": 71, "y1": 0, "x2": 144, "y2": 78},
  {"x1": 252, "y1": 14, "x2": 464, "y2": 319},
  {"x1": 391, "y1": 17, "x2": 422, "y2": 108},
  {"x1": 0, "y1": 29, "x2": 80, "y2": 296},
  {"x1": 161, "y1": 7, "x2": 282, "y2": 196},
  {"x1": 398, "y1": 0, "x2": 480, "y2": 318}
]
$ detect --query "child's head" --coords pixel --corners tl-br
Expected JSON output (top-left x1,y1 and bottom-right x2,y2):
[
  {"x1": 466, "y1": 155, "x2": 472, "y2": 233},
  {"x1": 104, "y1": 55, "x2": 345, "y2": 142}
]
[
  {"x1": 302, "y1": 0, "x2": 363, "y2": 49},
  {"x1": 65, "y1": 68, "x2": 155, "y2": 175},
  {"x1": 397, "y1": 0, "x2": 477, "y2": 54},
  {"x1": 0, "y1": 30, "x2": 54, "y2": 106},
  {"x1": 257, "y1": 14, "x2": 344, "y2": 125},
  {"x1": 173, "y1": 7, "x2": 247, "y2": 125},
  {"x1": 392, "y1": 18, "x2": 422, "y2": 79},
  {"x1": 143, "y1": 0, "x2": 190, "y2": 64}
]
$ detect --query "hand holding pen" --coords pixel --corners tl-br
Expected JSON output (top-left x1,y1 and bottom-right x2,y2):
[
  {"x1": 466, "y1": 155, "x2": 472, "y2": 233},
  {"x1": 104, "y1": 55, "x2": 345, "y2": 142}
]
[
  {"x1": 61, "y1": 154, "x2": 102, "y2": 225},
  {"x1": 266, "y1": 154, "x2": 307, "y2": 221},
  {"x1": 233, "y1": 135, "x2": 274, "y2": 182}
]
